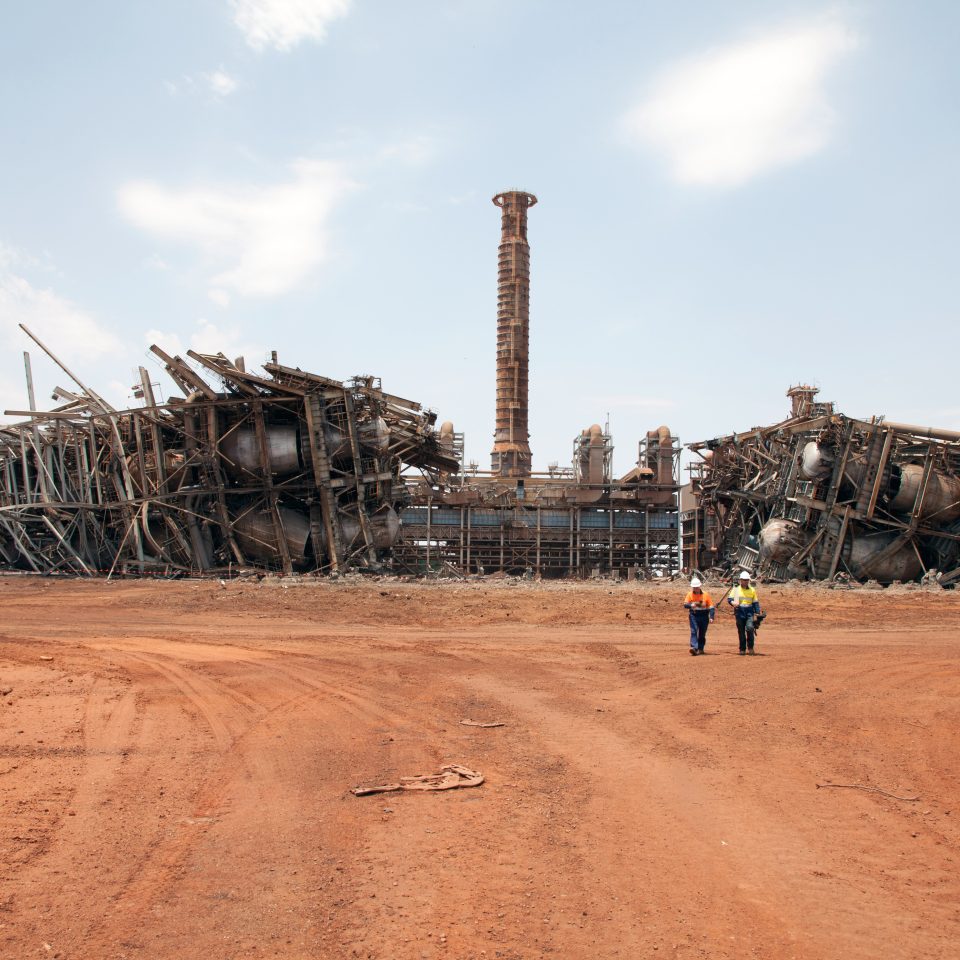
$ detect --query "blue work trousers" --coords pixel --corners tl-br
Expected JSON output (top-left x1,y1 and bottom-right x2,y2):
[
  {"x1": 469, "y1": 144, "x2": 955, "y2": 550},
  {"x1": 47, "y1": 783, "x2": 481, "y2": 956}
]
[
  {"x1": 735, "y1": 612, "x2": 756, "y2": 652},
  {"x1": 689, "y1": 611, "x2": 711, "y2": 651}
]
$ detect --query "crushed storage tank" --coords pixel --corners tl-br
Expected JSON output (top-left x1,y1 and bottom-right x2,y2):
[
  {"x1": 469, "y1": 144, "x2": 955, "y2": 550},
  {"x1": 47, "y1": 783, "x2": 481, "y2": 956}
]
[
  {"x1": 0, "y1": 325, "x2": 457, "y2": 576},
  {"x1": 685, "y1": 385, "x2": 960, "y2": 586}
]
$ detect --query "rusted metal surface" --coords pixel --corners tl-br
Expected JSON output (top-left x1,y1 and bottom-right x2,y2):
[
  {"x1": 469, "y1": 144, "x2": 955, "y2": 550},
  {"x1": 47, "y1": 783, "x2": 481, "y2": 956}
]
[
  {"x1": 396, "y1": 424, "x2": 681, "y2": 579},
  {"x1": 0, "y1": 188, "x2": 686, "y2": 581},
  {"x1": 0, "y1": 327, "x2": 456, "y2": 576},
  {"x1": 396, "y1": 189, "x2": 681, "y2": 578},
  {"x1": 685, "y1": 385, "x2": 960, "y2": 585},
  {"x1": 490, "y1": 190, "x2": 537, "y2": 478}
]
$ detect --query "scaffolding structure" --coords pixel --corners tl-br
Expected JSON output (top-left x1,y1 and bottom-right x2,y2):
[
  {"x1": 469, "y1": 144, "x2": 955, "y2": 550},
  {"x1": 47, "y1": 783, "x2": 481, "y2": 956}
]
[
  {"x1": 394, "y1": 428, "x2": 681, "y2": 578},
  {"x1": 686, "y1": 386, "x2": 960, "y2": 585},
  {"x1": 392, "y1": 501, "x2": 679, "y2": 578},
  {"x1": 0, "y1": 327, "x2": 455, "y2": 576}
]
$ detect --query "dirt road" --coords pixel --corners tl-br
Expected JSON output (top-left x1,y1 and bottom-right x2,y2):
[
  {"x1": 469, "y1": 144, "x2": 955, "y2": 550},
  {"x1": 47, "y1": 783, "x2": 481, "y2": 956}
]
[{"x1": 1, "y1": 576, "x2": 958, "y2": 959}]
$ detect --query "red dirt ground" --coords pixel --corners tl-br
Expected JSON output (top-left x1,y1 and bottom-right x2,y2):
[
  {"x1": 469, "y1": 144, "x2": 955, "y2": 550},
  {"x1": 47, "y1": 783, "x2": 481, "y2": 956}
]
[{"x1": 1, "y1": 575, "x2": 958, "y2": 959}]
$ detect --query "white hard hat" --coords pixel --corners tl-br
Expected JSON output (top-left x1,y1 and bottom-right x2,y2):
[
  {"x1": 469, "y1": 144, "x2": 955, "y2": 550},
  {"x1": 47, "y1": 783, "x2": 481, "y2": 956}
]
[
  {"x1": 739, "y1": 570, "x2": 751, "y2": 580},
  {"x1": 690, "y1": 577, "x2": 702, "y2": 588}
]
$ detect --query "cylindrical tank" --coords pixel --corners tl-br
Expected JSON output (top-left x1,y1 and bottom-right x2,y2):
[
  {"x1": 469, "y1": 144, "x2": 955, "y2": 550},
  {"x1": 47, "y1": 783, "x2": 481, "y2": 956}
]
[
  {"x1": 758, "y1": 519, "x2": 809, "y2": 565},
  {"x1": 845, "y1": 530, "x2": 923, "y2": 583},
  {"x1": 656, "y1": 425, "x2": 673, "y2": 484},
  {"x1": 645, "y1": 426, "x2": 674, "y2": 484},
  {"x1": 220, "y1": 424, "x2": 302, "y2": 478},
  {"x1": 439, "y1": 421, "x2": 455, "y2": 448},
  {"x1": 340, "y1": 505, "x2": 400, "y2": 550},
  {"x1": 233, "y1": 506, "x2": 312, "y2": 561},
  {"x1": 324, "y1": 416, "x2": 390, "y2": 461},
  {"x1": 361, "y1": 416, "x2": 390, "y2": 455},
  {"x1": 799, "y1": 441, "x2": 833, "y2": 481},
  {"x1": 587, "y1": 424, "x2": 605, "y2": 485},
  {"x1": 886, "y1": 464, "x2": 960, "y2": 522}
]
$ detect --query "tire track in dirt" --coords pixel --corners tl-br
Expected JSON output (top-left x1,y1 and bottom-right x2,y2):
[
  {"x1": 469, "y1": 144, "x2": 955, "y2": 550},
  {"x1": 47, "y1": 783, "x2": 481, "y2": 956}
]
[
  {"x1": 72, "y1": 648, "x2": 278, "y2": 953},
  {"x1": 118, "y1": 651, "x2": 466, "y2": 958},
  {"x1": 2, "y1": 580, "x2": 959, "y2": 959},
  {"x1": 65, "y1": 646, "x2": 430, "y2": 957},
  {"x1": 457, "y1": 640, "x2": 957, "y2": 960},
  {"x1": 333, "y1": 632, "x2": 687, "y2": 959},
  {"x1": 469, "y1": 668, "x2": 828, "y2": 958},
  {"x1": 2, "y1": 656, "x2": 161, "y2": 954},
  {"x1": 5, "y1": 644, "x2": 268, "y2": 955},
  {"x1": 122, "y1": 651, "x2": 249, "y2": 750}
]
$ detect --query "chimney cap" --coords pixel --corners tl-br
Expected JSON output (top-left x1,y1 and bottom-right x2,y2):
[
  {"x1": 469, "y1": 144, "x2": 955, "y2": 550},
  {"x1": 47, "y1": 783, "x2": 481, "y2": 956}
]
[{"x1": 493, "y1": 191, "x2": 537, "y2": 207}]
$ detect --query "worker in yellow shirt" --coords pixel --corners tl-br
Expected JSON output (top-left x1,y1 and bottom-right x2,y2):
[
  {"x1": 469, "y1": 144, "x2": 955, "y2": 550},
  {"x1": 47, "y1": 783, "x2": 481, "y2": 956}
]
[{"x1": 727, "y1": 570, "x2": 762, "y2": 655}]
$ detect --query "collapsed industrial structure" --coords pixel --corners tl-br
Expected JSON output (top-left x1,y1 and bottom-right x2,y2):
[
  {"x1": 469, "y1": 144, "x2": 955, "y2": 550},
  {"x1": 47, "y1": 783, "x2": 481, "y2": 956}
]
[
  {"x1": 0, "y1": 327, "x2": 458, "y2": 576},
  {"x1": 0, "y1": 190, "x2": 681, "y2": 578},
  {"x1": 683, "y1": 385, "x2": 960, "y2": 586},
  {"x1": 7, "y1": 188, "x2": 958, "y2": 585}
]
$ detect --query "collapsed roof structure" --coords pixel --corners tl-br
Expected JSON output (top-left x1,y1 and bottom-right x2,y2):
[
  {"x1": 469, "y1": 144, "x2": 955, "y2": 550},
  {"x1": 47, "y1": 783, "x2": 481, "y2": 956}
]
[
  {"x1": 0, "y1": 326, "x2": 456, "y2": 576},
  {"x1": 685, "y1": 386, "x2": 960, "y2": 586}
]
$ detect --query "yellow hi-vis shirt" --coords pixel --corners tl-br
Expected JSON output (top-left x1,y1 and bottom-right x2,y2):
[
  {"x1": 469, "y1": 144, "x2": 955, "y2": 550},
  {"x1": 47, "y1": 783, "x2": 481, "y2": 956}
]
[{"x1": 730, "y1": 585, "x2": 759, "y2": 606}]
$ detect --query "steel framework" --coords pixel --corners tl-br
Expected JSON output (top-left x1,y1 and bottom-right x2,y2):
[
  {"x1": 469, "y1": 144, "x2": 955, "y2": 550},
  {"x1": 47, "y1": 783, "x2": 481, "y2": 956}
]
[
  {"x1": 0, "y1": 326, "x2": 455, "y2": 576},
  {"x1": 395, "y1": 428, "x2": 681, "y2": 578},
  {"x1": 686, "y1": 386, "x2": 960, "y2": 585}
]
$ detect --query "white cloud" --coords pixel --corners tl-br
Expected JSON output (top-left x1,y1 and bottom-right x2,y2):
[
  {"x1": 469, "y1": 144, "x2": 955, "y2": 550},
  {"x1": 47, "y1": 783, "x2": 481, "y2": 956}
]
[
  {"x1": 0, "y1": 243, "x2": 63, "y2": 280},
  {"x1": 0, "y1": 248, "x2": 123, "y2": 417},
  {"x1": 231, "y1": 0, "x2": 351, "y2": 51},
  {"x1": 165, "y1": 69, "x2": 239, "y2": 100},
  {"x1": 379, "y1": 135, "x2": 438, "y2": 167},
  {"x1": 207, "y1": 287, "x2": 232, "y2": 307},
  {"x1": 143, "y1": 253, "x2": 170, "y2": 271},
  {"x1": 622, "y1": 13, "x2": 859, "y2": 187},
  {"x1": 207, "y1": 69, "x2": 239, "y2": 97},
  {"x1": 118, "y1": 159, "x2": 354, "y2": 300},
  {"x1": 0, "y1": 373, "x2": 25, "y2": 417},
  {"x1": 1, "y1": 262, "x2": 122, "y2": 364},
  {"x1": 145, "y1": 320, "x2": 267, "y2": 374}
]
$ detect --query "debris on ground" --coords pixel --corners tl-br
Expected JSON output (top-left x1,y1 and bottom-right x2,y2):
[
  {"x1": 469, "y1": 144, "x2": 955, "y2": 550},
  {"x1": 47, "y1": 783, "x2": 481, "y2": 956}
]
[{"x1": 351, "y1": 764, "x2": 484, "y2": 796}]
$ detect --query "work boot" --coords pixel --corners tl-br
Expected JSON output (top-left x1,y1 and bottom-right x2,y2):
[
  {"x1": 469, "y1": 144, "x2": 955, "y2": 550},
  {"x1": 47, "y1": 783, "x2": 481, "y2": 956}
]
[
  {"x1": 698, "y1": 646, "x2": 705, "y2": 654},
  {"x1": 739, "y1": 650, "x2": 746, "y2": 656},
  {"x1": 689, "y1": 648, "x2": 698, "y2": 656},
  {"x1": 748, "y1": 648, "x2": 756, "y2": 656}
]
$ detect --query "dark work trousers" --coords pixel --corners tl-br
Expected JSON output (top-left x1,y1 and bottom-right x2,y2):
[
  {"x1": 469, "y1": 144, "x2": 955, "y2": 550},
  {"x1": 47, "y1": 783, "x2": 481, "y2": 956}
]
[
  {"x1": 689, "y1": 611, "x2": 711, "y2": 652},
  {"x1": 735, "y1": 612, "x2": 756, "y2": 652}
]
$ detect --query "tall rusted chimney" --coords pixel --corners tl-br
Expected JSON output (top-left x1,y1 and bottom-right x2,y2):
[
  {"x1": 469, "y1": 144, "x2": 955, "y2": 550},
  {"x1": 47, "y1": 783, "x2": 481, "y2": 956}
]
[{"x1": 491, "y1": 190, "x2": 537, "y2": 477}]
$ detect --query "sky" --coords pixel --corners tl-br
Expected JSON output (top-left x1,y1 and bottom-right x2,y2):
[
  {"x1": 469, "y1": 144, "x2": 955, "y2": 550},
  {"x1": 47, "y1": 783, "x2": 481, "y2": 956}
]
[{"x1": 1, "y1": 0, "x2": 958, "y2": 476}]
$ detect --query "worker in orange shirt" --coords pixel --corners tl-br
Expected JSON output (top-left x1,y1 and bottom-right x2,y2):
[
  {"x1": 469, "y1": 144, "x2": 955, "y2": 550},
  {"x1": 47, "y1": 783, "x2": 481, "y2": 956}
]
[{"x1": 683, "y1": 577, "x2": 715, "y2": 656}]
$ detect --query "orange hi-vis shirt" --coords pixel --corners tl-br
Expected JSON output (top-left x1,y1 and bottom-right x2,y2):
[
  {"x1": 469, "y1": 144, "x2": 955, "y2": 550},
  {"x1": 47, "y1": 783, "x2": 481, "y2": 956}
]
[{"x1": 684, "y1": 590, "x2": 714, "y2": 609}]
